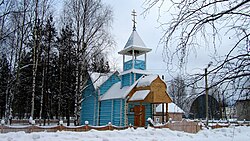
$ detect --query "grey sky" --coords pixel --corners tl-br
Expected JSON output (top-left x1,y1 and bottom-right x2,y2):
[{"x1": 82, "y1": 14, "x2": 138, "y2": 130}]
[
  {"x1": 103, "y1": 0, "x2": 213, "y2": 80},
  {"x1": 54, "y1": 0, "x2": 234, "y2": 81},
  {"x1": 103, "y1": 0, "x2": 240, "y2": 82},
  {"x1": 103, "y1": 0, "x2": 172, "y2": 77}
]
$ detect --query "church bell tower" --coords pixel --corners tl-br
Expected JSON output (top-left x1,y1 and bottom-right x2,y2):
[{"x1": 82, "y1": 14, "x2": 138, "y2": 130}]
[{"x1": 118, "y1": 10, "x2": 152, "y2": 88}]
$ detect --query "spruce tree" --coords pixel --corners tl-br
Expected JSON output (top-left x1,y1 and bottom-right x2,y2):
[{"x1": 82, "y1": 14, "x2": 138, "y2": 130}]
[
  {"x1": 57, "y1": 25, "x2": 76, "y2": 125},
  {"x1": 0, "y1": 54, "x2": 11, "y2": 119}
]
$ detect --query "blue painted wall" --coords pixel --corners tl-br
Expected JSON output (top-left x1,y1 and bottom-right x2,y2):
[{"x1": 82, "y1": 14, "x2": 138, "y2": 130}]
[
  {"x1": 99, "y1": 100, "x2": 112, "y2": 125},
  {"x1": 121, "y1": 73, "x2": 143, "y2": 88},
  {"x1": 112, "y1": 99, "x2": 125, "y2": 126},
  {"x1": 99, "y1": 99, "x2": 125, "y2": 126},
  {"x1": 124, "y1": 59, "x2": 145, "y2": 71},
  {"x1": 121, "y1": 73, "x2": 132, "y2": 87},
  {"x1": 81, "y1": 78, "x2": 98, "y2": 125},
  {"x1": 99, "y1": 73, "x2": 120, "y2": 96},
  {"x1": 81, "y1": 72, "x2": 120, "y2": 126}
]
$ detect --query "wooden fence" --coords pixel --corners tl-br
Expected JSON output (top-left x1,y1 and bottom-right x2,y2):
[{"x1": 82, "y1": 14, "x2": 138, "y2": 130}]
[
  {"x1": 153, "y1": 119, "x2": 201, "y2": 133},
  {"x1": 3, "y1": 119, "x2": 247, "y2": 134},
  {"x1": 0, "y1": 119, "x2": 202, "y2": 134},
  {"x1": 0, "y1": 124, "x2": 128, "y2": 133},
  {"x1": 209, "y1": 121, "x2": 250, "y2": 129}
]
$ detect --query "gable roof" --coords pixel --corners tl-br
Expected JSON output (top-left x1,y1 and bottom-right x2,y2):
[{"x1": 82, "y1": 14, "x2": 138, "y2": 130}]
[
  {"x1": 118, "y1": 30, "x2": 151, "y2": 56},
  {"x1": 99, "y1": 74, "x2": 171, "y2": 103},
  {"x1": 89, "y1": 72, "x2": 114, "y2": 89},
  {"x1": 100, "y1": 75, "x2": 144, "y2": 101},
  {"x1": 136, "y1": 75, "x2": 158, "y2": 87},
  {"x1": 129, "y1": 90, "x2": 150, "y2": 101},
  {"x1": 124, "y1": 30, "x2": 146, "y2": 49}
]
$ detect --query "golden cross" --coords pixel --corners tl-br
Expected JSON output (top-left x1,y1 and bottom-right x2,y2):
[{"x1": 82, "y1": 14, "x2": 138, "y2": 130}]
[{"x1": 131, "y1": 9, "x2": 137, "y2": 30}]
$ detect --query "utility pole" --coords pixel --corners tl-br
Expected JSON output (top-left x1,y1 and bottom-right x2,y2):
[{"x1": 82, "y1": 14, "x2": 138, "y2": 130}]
[
  {"x1": 205, "y1": 68, "x2": 209, "y2": 128},
  {"x1": 205, "y1": 62, "x2": 212, "y2": 128}
]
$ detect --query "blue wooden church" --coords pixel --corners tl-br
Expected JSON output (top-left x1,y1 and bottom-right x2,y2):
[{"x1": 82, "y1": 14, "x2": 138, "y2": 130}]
[{"x1": 81, "y1": 12, "x2": 172, "y2": 127}]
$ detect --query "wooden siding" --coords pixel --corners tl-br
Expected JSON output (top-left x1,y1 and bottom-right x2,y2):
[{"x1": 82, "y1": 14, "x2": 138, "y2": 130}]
[
  {"x1": 132, "y1": 77, "x2": 172, "y2": 104},
  {"x1": 121, "y1": 73, "x2": 131, "y2": 87},
  {"x1": 99, "y1": 100, "x2": 112, "y2": 125},
  {"x1": 81, "y1": 79, "x2": 98, "y2": 125},
  {"x1": 81, "y1": 72, "x2": 120, "y2": 126},
  {"x1": 113, "y1": 99, "x2": 125, "y2": 126},
  {"x1": 127, "y1": 102, "x2": 152, "y2": 126},
  {"x1": 124, "y1": 59, "x2": 145, "y2": 71},
  {"x1": 99, "y1": 73, "x2": 120, "y2": 96},
  {"x1": 99, "y1": 99, "x2": 125, "y2": 126},
  {"x1": 121, "y1": 73, "x2": 143, "y2": 88},
  {"x1": 150, "y1": 78, "x2": 171, "y2": 103}
]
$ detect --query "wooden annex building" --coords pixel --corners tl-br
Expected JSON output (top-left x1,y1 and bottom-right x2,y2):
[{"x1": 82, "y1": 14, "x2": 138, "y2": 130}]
[{"x1": 81, "y1": 18, "x2": 172, "y2": 127}]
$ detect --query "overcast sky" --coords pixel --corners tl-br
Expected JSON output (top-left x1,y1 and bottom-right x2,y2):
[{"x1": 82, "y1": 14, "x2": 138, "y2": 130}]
[
  {"x1": 102, "y1": 1, "x2": 165, "y2": 74},
  {"x1": 102, "y1": 0, "x2": 213, "y2": 80},
  {"x1": 54, "y1": 0, "x2": 234, "y2": 81},
  {"x1": 102, "y1": 0, "x2": 239, "y2": 82}
]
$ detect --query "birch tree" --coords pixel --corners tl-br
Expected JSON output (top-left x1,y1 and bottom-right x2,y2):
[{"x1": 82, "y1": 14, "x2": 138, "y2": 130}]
[
  {"x1": 144, "y1": 0, "x2": 250, "y2": 103},
  {"x1": 29, "y1": 0, "x2": 52, "y2": 119},
  {"x1": 62, "y1": 0, "x2": 114, "y2": 125}
]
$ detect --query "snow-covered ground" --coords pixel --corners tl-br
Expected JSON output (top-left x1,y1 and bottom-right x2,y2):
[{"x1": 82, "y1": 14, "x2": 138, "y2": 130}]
[{"x1": 0, "y1": 126, "x2": 249, "y2": 141}]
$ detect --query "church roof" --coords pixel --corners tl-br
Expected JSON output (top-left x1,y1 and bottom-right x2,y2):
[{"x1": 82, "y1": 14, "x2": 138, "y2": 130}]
[
  {"x1": 100, "y1": 74, "x2": 168, "y2": 102},
  {"x1": 89, "y1": 72, "x2": 114, "y2": 89},
  {"x1": 136, "y1": 75, "x2": 158, "y2": 87},
  {"x1": 100, "y1": 76, "x2": 143, "y2": 101},
  {"x1": 124, "y1": 30, "x2": 146, "y2": 49},
  {"x1": 129, "y1": 90, "x2": 150, "y2": 101},
  {"x1": 118, "y1": 30, "x2": 152, "y2": 56}
]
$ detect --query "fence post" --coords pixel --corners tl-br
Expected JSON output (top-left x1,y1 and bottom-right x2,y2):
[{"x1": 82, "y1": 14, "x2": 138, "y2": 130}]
[
  {"x1": 108, "y1": 122, "x2": 112, "y2": 130},
  {"x1": 1, "y1": 119, "x2": 5, "y2": 133},
  {"x1": 85, "y1": 121, "x2": 89, "y2": 131},
  {"x1": 30, "y1": 120, "x2": 35, "y2": 133},
  {"x1": 59, "y1": 120, "x2": 63, "y2": 131}
]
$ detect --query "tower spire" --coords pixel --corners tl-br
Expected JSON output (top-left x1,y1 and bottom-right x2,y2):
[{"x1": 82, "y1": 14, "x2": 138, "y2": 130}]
[{"x1": 131, "y1": 9, "x2": 137, "y2": 31}]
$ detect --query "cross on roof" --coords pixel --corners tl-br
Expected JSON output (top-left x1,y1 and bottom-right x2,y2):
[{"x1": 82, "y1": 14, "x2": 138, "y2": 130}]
[{"x1": 131, "y1": 9, "x2": 137, "y2": 31}]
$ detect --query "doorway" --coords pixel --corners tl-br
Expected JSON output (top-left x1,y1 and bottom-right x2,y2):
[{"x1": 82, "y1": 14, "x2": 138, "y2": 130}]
[{"x1": 134, "y1": 105, "x2": 145, "y2": 127}]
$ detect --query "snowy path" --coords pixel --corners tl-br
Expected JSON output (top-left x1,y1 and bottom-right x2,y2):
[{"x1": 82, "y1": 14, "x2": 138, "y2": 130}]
[{"x1": 0, "y1": 126, "x2": 249, "y2": 141}]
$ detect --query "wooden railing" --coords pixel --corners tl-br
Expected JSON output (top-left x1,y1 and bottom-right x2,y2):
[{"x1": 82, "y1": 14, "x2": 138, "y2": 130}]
[
  {"x1": 2, "y1": 119, "x2": 247, "y2": 134},
  {"x1": 0, "y1": 124, "x2": 129, "y2": 133}
]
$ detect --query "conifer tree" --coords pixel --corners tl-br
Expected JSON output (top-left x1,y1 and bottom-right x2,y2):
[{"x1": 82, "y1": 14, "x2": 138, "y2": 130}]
[
  {"x1": 57, "y1": 25, "x2": 76, "y2": 125},
  {"x1": 0, "y1": 54, "x2": 11, "y2": 119}
]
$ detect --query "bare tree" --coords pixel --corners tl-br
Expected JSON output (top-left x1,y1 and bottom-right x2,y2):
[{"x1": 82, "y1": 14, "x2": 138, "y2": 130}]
[
  {"x1": 61, "y1": 0, "x2": 114, "y2": 125},
  {"x1": 143, "y1": 0, "x2": 250, "y2": 104},
  {"x1": 30, "y1": 0, "x2": 52, "y2": 119},
  {"x1": 168, "y1": 75, "x2": 187, "y2": 109},
  {"x1": 0, "y1": 0, "x2": 34, "y2": 121}
]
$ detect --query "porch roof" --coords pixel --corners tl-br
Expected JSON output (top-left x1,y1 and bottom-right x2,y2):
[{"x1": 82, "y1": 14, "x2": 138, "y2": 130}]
[{"x1": 129, "y1": 90, "x2": 150, "y2": 102}]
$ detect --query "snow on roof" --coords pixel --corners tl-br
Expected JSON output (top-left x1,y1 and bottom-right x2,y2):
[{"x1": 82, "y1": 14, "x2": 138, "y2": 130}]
[
  {"x1": 156, "y1": 103, "x2": 184, "y2": 113},
  {"x1": 100, "y1": 82, "x2": 129, "y2": 100},
  {"x1": 119, "y1": 68, "x2": 151, "y2": 76},
  {"x1": 124, "y1": 30, "x2": 146, "y2": 49},
  {"x1": 90, "y1": 72, "x2": 113, "y2": 89},
  {"x1": 100, "y1": 76, "x2": 144, "y2": 101},
  {"x1": 136, "y1": 75, "x2": 158, "y2": 87},
  {"x1": 129, "y1": 90, "x2": 150, "y2": 101}
]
